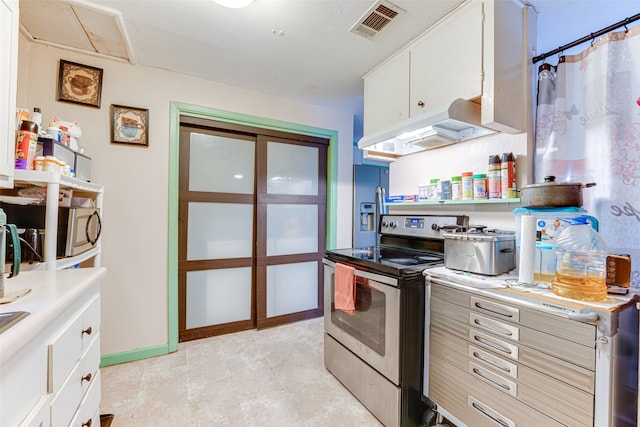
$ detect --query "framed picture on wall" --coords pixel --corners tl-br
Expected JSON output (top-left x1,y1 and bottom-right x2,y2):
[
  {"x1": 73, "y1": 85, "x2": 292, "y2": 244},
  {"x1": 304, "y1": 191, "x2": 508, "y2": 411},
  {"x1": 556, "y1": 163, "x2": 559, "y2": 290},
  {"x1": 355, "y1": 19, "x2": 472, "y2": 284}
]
[
  {"x1": 57, "y1": 60, "x2": 103, "y2": 108},
  {"x1": 110, "y1": 104, "x2": 149, "y2": 147}
]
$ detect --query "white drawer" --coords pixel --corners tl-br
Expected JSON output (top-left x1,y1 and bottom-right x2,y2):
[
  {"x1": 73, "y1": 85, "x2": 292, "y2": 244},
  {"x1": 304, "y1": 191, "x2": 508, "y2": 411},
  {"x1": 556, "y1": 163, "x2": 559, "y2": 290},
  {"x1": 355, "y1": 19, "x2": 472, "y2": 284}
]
[
  {"x1": 48, "y1": 296, "x2": 100, "y2": 393},
  {"x1": 19, "y1": 394, "x2": 51, "y2": 427},
  {"x1": 68, "y1": 370, "x2": 101, "y2": 427},
  {"x1": 50, "y1": 335, "x2": 100, "y2": 427}
]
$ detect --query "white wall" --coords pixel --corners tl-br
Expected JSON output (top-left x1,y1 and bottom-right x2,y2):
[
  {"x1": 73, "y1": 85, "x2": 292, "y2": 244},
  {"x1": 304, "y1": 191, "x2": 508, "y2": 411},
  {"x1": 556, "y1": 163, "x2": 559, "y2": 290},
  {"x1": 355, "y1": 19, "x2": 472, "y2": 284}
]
[
  {"x1": 389, "y1": 1, "x2": 640, "y2": 231},
  {"x1": 389, "y1": 133, "x2": 527, "y2": 230},
  {"x1": 16, "y1": 37, "x2": 354, "y2": 356}
]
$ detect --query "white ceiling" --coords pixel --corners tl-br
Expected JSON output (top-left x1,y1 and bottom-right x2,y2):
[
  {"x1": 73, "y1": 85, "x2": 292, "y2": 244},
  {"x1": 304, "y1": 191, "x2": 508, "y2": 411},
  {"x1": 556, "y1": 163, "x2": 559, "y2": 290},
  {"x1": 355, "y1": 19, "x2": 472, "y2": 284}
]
[
  {"x1": 18, "y1": 0, "x2": 640, "y2": 119},
  {"x1": 20, "y1": 0, "x2": 467, "y2": 114}
]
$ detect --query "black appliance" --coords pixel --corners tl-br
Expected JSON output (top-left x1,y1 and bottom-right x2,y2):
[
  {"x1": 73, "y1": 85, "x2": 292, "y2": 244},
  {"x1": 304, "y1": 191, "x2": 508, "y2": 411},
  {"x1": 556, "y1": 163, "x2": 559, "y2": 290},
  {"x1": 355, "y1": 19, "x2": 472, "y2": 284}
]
[{"x1": 323, "y1": 213, "x2": 468, "y2": 427}]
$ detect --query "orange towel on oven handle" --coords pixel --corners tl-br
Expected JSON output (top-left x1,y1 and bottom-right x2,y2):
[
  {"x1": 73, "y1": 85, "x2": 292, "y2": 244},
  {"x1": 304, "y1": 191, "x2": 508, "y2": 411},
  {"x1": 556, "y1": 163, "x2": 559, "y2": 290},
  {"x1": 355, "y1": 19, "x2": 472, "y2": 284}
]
[{"x1": 335, "y1": 263, "x2": 356, "y2": 315}]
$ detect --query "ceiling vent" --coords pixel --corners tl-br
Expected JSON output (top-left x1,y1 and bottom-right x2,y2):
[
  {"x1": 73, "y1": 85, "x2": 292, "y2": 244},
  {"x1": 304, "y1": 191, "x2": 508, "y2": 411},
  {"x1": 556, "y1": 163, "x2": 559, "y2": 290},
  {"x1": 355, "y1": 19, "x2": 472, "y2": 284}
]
[{"x1": 349, "y1": 0, "x2": 406, "y2": 39}]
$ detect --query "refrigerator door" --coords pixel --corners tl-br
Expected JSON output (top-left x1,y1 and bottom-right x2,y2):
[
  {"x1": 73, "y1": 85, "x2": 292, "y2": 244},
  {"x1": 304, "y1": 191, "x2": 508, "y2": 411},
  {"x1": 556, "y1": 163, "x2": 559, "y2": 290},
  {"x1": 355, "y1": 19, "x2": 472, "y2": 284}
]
[{"x1": 353, "y1": 165, "x2": 389, "y2": 248}]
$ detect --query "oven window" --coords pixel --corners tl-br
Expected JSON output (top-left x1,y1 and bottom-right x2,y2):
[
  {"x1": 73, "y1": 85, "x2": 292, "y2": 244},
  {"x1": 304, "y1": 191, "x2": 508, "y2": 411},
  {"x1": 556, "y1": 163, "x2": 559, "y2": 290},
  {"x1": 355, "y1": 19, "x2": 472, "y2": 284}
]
[{"x1": 331, "y1": 277, "x2": 386, "y2": 355}]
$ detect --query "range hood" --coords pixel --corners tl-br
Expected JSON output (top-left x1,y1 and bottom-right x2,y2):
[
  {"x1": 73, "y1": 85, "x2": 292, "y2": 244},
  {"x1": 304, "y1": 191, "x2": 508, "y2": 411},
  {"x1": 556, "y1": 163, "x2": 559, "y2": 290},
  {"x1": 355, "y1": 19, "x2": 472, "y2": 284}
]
[{"x1": 358, "y1": 98, "x2": 497, "y2": 161}]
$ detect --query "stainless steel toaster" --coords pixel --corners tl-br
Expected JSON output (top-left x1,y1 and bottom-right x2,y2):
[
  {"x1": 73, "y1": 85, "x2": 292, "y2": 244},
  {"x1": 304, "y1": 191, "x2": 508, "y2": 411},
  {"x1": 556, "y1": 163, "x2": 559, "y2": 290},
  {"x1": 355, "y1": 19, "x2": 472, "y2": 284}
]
[{"x1": 443, "y1": 228, "x2": 516, "y2": 276}]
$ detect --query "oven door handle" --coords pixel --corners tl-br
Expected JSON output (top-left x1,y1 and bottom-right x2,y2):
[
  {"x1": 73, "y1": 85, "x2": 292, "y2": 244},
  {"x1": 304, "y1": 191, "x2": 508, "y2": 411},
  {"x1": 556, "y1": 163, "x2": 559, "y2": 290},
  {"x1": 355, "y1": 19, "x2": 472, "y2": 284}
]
[{"x1": 323, "y1": 259, "x2": 399, "y2": 288}]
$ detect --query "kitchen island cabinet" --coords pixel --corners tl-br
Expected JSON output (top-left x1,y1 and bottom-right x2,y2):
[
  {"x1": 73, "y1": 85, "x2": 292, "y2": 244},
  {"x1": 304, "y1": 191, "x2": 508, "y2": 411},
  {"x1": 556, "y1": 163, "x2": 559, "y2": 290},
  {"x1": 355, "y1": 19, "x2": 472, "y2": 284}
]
[
  {"x1": 0, "y1": 0, "x2": 19, "y2": 189},
  {"x1": 362, "y1": 0, "x2": 534, "y2": 138},
  {"x1": 0, "y1": 267, "x2": 106, "y2": 427},
  {"x1": 425, "y1": 271, "x2": 638, "y2": 427}
]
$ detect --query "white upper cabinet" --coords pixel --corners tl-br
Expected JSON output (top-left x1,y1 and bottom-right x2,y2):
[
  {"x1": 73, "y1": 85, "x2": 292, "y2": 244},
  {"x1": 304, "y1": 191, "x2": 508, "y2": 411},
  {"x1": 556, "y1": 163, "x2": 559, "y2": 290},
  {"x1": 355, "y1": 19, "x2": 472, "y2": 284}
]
[
  {"x1": 0, "y1": 0, "x2": 19, "y2": 188},
  {"x1": 363, "y1": 50, "x2": 410, "y2": 136},
  {"x1": 362, "y1": 0, "x2": 533, "y2": 139},
  {"x1": 409, "y1": 1, "x2": 483, "y2": 117}
]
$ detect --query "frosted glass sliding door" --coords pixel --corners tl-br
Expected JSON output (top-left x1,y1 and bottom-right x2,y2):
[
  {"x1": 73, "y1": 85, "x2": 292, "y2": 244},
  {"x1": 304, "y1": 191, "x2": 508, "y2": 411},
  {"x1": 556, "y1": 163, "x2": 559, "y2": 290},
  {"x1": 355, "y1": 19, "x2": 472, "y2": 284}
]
[
  {"x1": 188, "y1": 133, "x2": 255, "y2": 194},
  {"x1": 266, "y1": 261, "x2": 318, "y2": 317},
  {"x1": 187, "y1": 202, "x2": 253, "y2": 260},
  {"x1": 186, "y1": 267, "x2": 252, "y2": 328},
  {"x1": 267, "y1": 141, "x2": 318, "y2": 195}
]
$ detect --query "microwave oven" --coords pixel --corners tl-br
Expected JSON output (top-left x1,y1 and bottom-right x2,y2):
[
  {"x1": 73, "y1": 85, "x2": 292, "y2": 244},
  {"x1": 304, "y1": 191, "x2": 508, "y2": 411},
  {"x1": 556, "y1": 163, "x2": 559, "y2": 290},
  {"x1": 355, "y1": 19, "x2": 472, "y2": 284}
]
[{"x1": 0, "y1": 203, "x2": 101, "y2": 258}]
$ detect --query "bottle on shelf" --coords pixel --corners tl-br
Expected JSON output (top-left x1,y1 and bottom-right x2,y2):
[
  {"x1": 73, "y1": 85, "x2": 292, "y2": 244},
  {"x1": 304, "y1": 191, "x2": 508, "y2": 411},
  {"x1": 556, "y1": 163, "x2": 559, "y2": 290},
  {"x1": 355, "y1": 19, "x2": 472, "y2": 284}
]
[
  {"x1": 501, "y1": 152, "x2": 517, "y2": 198},
  {"x1": 461, "y1": 172, "x2": 474, "y2": 200},
  {"x1": 32, "y1": 107, "x2": 42, "y2": 135},
  {"x1": 488, "y1": 154, "x2": 501, "y2": 198},
  {"x1": 473, "y1": 173, "x2": 488, "y2": 199},
  {"x1": 451, "y1": 176, "x2": 462, "y2": 200}
]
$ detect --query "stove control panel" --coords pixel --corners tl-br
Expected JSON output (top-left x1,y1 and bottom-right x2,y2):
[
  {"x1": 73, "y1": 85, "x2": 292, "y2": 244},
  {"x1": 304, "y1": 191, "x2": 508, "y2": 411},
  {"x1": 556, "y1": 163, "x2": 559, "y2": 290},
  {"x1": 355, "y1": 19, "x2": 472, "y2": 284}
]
[{"x1": 380, "y1": 214, "x2": 468, "y2": 238}]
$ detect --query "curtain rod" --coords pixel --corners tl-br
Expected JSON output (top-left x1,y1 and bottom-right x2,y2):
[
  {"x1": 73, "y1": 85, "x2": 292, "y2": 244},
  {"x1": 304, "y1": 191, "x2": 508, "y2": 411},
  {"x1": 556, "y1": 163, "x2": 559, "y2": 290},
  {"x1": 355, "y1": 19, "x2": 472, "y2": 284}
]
[{"x1": 532, "y1": 13, "x2": 640, "y2": 63}]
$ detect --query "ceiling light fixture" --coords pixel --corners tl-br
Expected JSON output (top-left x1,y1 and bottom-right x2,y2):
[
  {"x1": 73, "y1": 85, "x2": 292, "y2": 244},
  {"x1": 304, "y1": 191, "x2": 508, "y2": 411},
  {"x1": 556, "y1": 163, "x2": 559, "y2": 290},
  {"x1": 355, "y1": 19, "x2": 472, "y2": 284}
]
[{"x1": 214, "y1": 0, "x2": 254, "y2": 8}]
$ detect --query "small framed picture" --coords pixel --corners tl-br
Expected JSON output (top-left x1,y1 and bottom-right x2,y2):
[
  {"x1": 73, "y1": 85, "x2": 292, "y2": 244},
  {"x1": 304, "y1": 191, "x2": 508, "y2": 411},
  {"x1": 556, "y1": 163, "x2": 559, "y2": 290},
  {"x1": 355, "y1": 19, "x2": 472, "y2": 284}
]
[
  {"x1": 57, "y1": 60, "x2": 103, "y2": 108},
  {"x1": 110, "y1": 104, "x2": 149, "y2": 147}
]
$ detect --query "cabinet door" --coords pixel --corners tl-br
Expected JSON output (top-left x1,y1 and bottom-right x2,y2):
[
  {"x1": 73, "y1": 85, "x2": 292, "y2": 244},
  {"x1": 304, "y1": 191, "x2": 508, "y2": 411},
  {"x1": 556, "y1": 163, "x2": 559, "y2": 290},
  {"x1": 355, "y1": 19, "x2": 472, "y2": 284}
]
[
  {"x1": 363, "y1": 50, "x2": 410, "y2": 135},
  {"x1": 410, "y1": 0, "x2": 483, "y2": 117},
  {"x1": 0, "y1": 0, "x2": 19, "y2": 188}
]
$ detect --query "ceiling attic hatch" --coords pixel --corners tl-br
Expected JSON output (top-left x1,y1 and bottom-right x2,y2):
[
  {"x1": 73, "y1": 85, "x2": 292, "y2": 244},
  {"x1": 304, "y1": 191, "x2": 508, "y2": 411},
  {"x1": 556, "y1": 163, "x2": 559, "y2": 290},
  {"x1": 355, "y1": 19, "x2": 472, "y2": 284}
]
[
  {"x1": 350, "y1": 0, "x2": 406, "y2": 39},
  {"x1": 358, "y1": 99, "x2": 497, "y2": 161},
  {"x1": 19, "y1": 0, "x2": 134, "y2": 63}
]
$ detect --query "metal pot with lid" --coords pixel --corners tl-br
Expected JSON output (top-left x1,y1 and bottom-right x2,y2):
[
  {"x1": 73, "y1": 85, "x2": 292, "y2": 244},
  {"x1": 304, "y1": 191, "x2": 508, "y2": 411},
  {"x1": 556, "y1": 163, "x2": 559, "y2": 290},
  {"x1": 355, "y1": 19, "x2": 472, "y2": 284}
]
[{"x1": 520, "y1": 176, "x2": 596, "y2": 208}]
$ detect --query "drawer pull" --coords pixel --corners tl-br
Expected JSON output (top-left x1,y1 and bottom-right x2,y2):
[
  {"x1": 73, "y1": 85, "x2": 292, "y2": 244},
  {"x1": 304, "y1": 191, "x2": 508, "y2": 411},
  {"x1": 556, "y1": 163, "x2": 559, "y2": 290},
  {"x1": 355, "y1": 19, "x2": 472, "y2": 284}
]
[
  {"x1": 474, "y1": 301, "x2": 515, "y2": 318},
  {"x1": 472, "y1": 351, "x2": 511, "y2": 374},
  {"x1": 473, "y1": 335, "x2": 512, "y2": 355},
  {"x1": 473, "y1": 318, "x2": 513, "y2": 336},
  {"x1": 82, "y1": 326, "x2": 93, "y2": 336},
  {"x1": 472, "y1": 367, "x2": 513, "y2": 393},
  {"x1": 471, "y1": 401, "x2": 512, "y2": 427},
  {"x1": 82, "y1": 373, "x2": 92, "y2": 383},
  {"x1": 82, "y1": 419, "x2": 93, "y2": 427}
]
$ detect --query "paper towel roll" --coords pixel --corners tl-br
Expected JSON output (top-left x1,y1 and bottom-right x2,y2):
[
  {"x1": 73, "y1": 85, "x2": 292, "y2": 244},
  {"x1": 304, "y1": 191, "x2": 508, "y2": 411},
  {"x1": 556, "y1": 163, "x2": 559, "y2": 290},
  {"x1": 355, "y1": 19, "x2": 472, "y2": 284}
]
[{"x1": 518, "y1": 215, "x2": 537, "y2": 284}]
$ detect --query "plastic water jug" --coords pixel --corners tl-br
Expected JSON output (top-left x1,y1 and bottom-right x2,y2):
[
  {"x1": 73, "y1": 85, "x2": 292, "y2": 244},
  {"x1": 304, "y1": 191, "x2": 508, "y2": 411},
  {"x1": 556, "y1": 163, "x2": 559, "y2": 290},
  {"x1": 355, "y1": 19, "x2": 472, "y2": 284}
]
[{"x1": 552, "y1": 216, "x2": 608, "y2": 301}]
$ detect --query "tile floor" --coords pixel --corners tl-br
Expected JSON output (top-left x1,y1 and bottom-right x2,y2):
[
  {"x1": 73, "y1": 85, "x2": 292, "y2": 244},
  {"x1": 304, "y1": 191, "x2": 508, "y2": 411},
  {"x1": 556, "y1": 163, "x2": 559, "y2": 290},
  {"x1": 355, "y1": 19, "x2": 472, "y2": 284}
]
[{"x1": 100, "y1": 317, "x2": 383, "y2": 426}]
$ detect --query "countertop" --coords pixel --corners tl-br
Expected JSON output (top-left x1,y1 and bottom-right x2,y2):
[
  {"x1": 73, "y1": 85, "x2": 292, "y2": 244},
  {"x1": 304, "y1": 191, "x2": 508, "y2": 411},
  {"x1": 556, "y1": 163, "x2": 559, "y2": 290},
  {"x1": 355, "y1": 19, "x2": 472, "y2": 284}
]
[{"x1": 0, "y1": 267, "x2": 107, "y2": 366}]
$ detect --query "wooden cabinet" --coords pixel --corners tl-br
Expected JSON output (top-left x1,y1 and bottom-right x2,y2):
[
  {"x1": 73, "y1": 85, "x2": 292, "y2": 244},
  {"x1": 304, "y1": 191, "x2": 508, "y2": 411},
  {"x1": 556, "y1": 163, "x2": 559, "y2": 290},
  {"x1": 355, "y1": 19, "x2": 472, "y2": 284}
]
[
  {"x1": 429, "y1": 281, "x2": 596, "y2": 426},
  {"x1": 409, "y1": 1, "x2": 482, "y2": 118},
  {"x1": 362, "y1": 0, "x2": 532, "y2": 138},
  {"x1": 426, "y1": 279, "x2": 639, "y2": 427},
  {"x1": 8, "y1": 170, "x2": 104, "y2": 270},
  {"x1": 0, "y1": 269, "x2": 105, "y2": 427},
  {"x1": 0, "y1": 0, "x2": 19, "y2": 188},
  {"x1": 363, "y1": 50, "x2": 410, "y2": 136}
]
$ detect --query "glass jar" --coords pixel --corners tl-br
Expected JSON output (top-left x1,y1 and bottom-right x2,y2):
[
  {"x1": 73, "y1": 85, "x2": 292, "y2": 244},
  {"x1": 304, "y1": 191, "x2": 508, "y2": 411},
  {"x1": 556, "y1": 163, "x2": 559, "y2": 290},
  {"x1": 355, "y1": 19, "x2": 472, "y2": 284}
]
[
  {"x1": 451, "y1": 176, "x2": 462, "y2": 200},
  {"x1": 552, "y1": 216, "x2": 608, "y2": 302},
  {"x1": 473, "y1": 173, "x2": 488, "y2": 199},
  {"x1": 461, "y1": 172, "x2": 474, "y2": 200}
]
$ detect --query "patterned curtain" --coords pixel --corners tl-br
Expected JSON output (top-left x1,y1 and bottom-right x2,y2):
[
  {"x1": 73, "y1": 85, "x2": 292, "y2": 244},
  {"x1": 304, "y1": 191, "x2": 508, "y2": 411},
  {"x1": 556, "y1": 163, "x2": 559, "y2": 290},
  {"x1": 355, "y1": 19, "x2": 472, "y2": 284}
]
[{"x1": 534, "y1": 26, "x2": 640, "y2": 288}]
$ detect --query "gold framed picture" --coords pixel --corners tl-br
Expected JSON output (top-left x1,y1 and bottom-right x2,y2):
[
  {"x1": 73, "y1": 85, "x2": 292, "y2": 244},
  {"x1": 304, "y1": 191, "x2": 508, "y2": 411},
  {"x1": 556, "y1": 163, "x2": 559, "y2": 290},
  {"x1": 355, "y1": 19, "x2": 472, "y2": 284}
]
[
  {"x1": 57, "y1": 60, "x2": 103, "y2": 108},
  {"x1": 110, "y1": 104, "x2": 149, "y2": 147}
]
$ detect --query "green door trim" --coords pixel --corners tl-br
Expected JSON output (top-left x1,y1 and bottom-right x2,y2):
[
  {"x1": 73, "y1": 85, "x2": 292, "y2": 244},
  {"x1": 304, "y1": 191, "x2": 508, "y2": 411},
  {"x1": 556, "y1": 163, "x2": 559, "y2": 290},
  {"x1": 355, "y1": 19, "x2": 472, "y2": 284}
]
[{"x1": 167, "y1": 101, "x2": 339, "y2": 352}]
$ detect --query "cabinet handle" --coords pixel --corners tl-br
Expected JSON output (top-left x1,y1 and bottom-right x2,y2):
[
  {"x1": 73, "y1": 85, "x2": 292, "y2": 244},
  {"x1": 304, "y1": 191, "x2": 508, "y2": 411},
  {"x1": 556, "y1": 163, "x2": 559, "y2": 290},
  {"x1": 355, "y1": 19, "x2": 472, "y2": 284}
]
[
  {"x1": 471, "y1": 401, "x2": 512, "y2": 427},
  {"x1": 472, "y1": 351, "x2": 512, "y2": 374},
  {"x1": 82, "y1": 419, "x2": 93, "y2": 427},
  {"x1": 82, "y1": 326, "x2": 93, "y2": 336},
  {"x1": 471, "y1": 367, "x2": 513, "y2": 393},
  {"x1": 417, "y1": 100, "x2": 425, "y2": 108},
  {"x1": 82, "y1": 373, "x2": 92, "y2": 383},
  {"x1": 472, "y1": 317, "x2": 514, "y2": 337},
  {"x1": 473, "y1": 335, "x2": 512, "y2": 355},
  {"x1": 473, "y1": 300, "x2": 518, "y2": 319}
]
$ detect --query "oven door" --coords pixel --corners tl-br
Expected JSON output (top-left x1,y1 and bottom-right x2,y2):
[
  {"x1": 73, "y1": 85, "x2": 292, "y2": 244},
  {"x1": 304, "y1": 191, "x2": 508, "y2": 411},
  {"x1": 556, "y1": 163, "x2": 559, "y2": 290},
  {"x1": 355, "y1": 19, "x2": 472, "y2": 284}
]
[{"x1": 323, "y1": 259, "x2": 401, "y2": 384}]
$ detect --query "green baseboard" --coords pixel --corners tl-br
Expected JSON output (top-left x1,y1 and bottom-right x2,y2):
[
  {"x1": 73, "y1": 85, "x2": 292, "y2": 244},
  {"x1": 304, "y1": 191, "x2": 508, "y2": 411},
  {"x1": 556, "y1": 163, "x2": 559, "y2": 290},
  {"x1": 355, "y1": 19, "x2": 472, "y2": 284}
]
[{"x1": 100, "y1": 344, "x2": 170, "y2": 367}]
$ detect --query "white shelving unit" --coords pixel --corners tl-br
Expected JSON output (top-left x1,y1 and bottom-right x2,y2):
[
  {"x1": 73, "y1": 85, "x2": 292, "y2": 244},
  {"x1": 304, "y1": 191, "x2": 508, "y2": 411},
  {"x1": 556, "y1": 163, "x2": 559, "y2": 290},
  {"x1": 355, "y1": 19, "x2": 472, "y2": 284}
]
[{"x1": 11, "y1": 169, "x2": 103, "y2": 270}]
